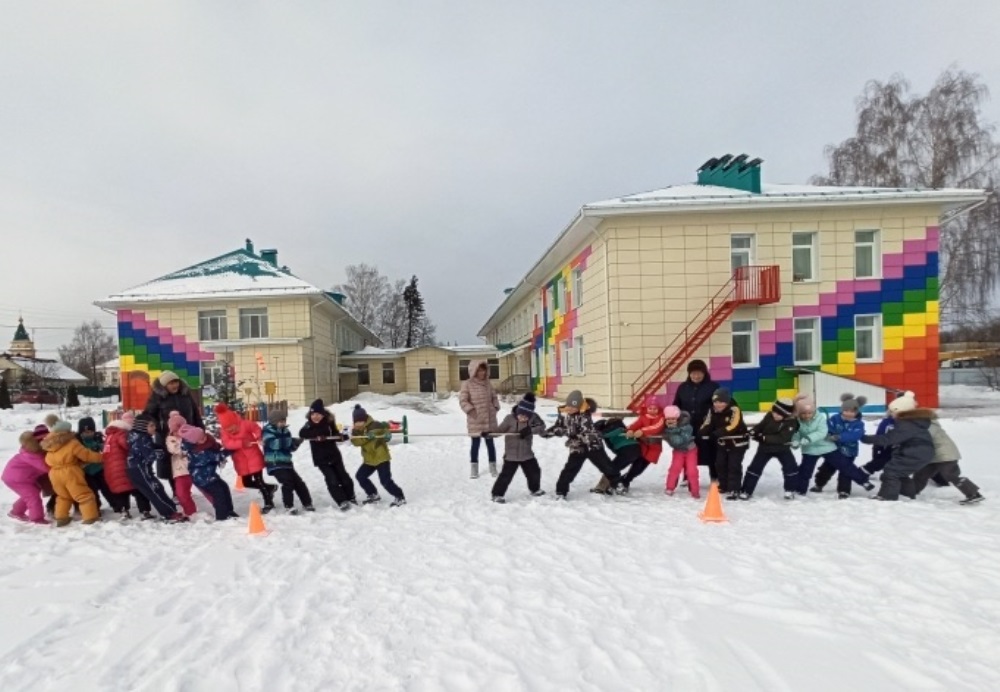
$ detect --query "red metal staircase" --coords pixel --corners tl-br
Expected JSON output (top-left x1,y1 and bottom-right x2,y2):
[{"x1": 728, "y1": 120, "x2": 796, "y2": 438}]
[{"x1": 628, "y1": 265, "x2": 781, "y2": 411}]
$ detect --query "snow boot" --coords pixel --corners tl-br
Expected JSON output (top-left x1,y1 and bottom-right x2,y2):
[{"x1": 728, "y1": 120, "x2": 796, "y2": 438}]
[
  {"x1": 140, "y1": 511, "x2": 155, "y2": 521},
  {"x1": 470, "y1": 463, "x2": 479, "y2": 480},
  {"x1": 738, "y1": 492, "x2": 751, "y2": 501},
  {"x1": 783, "y1": 492, "x2": 795, "y2": 500},
  {"x1": 591, "y1": 475, "x2": 612, "y2": 494},
  {"x1": 262, "y1": 505, "x2": 274, "y2": 515},
  {"x1": 489, "y1": 462, "x2": 498, "y2": 478},
  {"x1": 492, "y1": 495, "x2": 506, "y2": 504},
  {"x1": 56, "y1": 517, "x2": 71, "y2": 527},
  {"x1": 363, "y1": 493, "x2": 381, "y2": 505},
  {"x1": 7, "y1": 511, "x2": 28, "y2": 523},
  {"x1": 337, "y1": 502, "x2": 351, "y2": 512},
  {"x1": 665, "y1": 489, "x2": 675, "y2": 496},
  {"x1": 531, "y1": 490, "x2": 546, "y2": 497},
  {"x1": 725, "y1": 491, "x2": 740, "y2": 501},
  {"x1": 838, "y1": 492, "x2": 851, "y2": 499},
  {"x1": 119, "y1": 510, "x2": 133, "y2": 521},
  {"x1": 390, "y1": 497, "x2": 406, "y2": 508},
  {"x1": 287, "y1": 508, "x2": 300, "y2": 516},
  {"x1": 960, "y1": 493, "x2": 985, "y2": 505},
  {"x1": 555, "y1": 493, "x2": 568, "y2": 501},
  {"x1": 809, "y1": 485, "x2": 824, "y2": 493},
  {"x1": 304, "y1": 505, "x2": 316, "y2": 512},
  {"x1": 166, "y1": 513, "x2": 189, "y2": 524},
  {"x1": 82, "y1": 517, "x2": 100, "y2": 525},
  {"x1": 30, "y1": 518, "x2": 50, "y2": 526}
]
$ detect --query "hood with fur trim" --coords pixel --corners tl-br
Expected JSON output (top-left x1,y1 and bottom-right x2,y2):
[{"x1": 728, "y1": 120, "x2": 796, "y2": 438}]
[
  {"x1": 151, "y1": 377, "x2": 192, "y2": 398},
  {"x1": 894, "y1": 408, "x2": 936, "y2": 421},
  {"x1": 19, "y1": 431, "x2": 44, "y2": 454}
]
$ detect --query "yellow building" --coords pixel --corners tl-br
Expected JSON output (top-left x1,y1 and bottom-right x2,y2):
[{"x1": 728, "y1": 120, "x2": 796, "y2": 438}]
[
  {"x1": 479, "y1": 155, "x2": 985, "y2": 412},
  {"x1": 340, "y1": 345, "x2": 515, "y2": 396},
  {"x1": 94, "y1": 240, "x2": 379, "y2": 409}
]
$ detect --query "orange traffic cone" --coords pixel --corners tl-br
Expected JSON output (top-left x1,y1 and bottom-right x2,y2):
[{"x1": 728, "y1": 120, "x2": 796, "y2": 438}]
[
  {"x1": 248, "y1": 501, "x2": 269, "y2": 536},
  {"x1": 235, "y1": 474, "x2": 245, "y2": 492},
  {"x1": 698, "y1": 482, "x2": 729, "y2": 523}
]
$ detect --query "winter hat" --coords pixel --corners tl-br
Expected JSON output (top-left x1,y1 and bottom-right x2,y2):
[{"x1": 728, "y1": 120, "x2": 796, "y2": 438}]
[
  {"x1": 178, "y1": 424, "x2": 206, "y2": 445},
  {"x1": 643, "y1": 396, "x2": 661, "y2": 413},
  {"x1": 167, "y1": 411, "x2": 186, "y2": 434},
  {"x1": 51, "y1": 421, "x2": 72, "y2": 434},
  {"x1": 712, "y1": 388, "x2": 732, "y2": 405},
  {"x1": 43, "y1": 413, "x2": 60, "y2": 429},
  {"x1": 267, "y1": 407, "x2": 287, "y2": 425},
  {"x1": 77, "y1": 417, "x2": 97, "y2": 434},
  {"x1": 793, "y1": 393, "x2": 816, "y2": 416},
  {"x1": 309, "y1": 399, "x2": 327, "y2": 416},
  {"x1": 840, "y1": 393, "x2": 868, "y2": 412},
  {"x1": 663, "y1": 405, "x2": 681, "y2": 420},
  {"x1": 132, "y1": 412, "x2": 154, "y2": 432},
  {"x1": 214, "y1": 402, "x2": 241, "y2": 429},
  {"x1": 120, "y1": 411, "x2": 135, "y2": 428},
  {"x1": 515, "y1": 392, "x2": 537, "y2": 416},
  {"x1": 20, "y1": 430, "x2": 43, "y2": 453},
  {"x1": 888, "y1": 390, "x2": 917, "y2": 415},
  {"x1": 352, "y1": 404, "x2": 368, "y2": 423},
  {"x1": 771, "y1": 398, "x2": 795, "y2": 417},
  {"x1": 564, "y1": 390, "x2": 584, "y2": 409},
  {"x1": 32, "y1": 424, "x2": 49, "y2": 441},
  {"x1": 687, "y1": 359, "x2": 708, "y2": 376},
  {"x1": 158, "y1": 371, "x2": 180, "y2": 387}
]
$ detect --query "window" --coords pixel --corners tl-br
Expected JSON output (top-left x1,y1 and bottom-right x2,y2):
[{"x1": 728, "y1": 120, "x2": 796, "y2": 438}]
[
  {"x1": 459, "y1": 359, "x2": 471, "y2": 381},
  {"x1": 530, "y1": 350, "x2": 538, "y2": 377},
  {"x1": 198, "y1": 310, "x2": 228, "y2": 341},
  {"x1": 731, "y1": 234, "x2": 755, "y2": 271},
  {"x1": 572, "y1": 268, "x2": 583, "y2": 308},
  {"x1": 357, "y1": 364, "x2": 370, "y2": 386},
  {"x1": 381, "y1": 362, "x2": 395, "y2": 385},
  {"x1": 855, "y1": 230, "x2": 881, "y2": 279},
  {"x1": 200, "y1": 361, "x2": 227, "y2": 386},
  {"x1": 792, "y1": 232, "x2": 817, "y2": 282},
  {"x1": 239, "y1": 308, "x2": 269, "y2": 339},
  {"x1": 574, "y1": 336, "x2": 585, "y2": 375},
  {"x1": 547, "y1": 350, "x2": 556, "y2": 377},
  {"x1": 855, "y1": 315, "x2": 883, "y2": 362},
  {"x1": 793, "y1": 318, "x2": 820, "y2": 365},
  {"x1": 488, "y1": 358, "x2": 500, "y2": 379},
  {"x1": 731, "y1": 320, "x2": 758, "y2": 367},
  {"x1": 561, "y1": 340, "x2": 572, "y2": 375},
  {"x1": 546, "y1": 286, "x2": 555, "y2": 317}
]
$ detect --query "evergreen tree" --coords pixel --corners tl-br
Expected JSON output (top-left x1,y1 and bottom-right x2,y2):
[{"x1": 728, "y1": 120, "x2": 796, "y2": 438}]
[
  {"x1": 66, "y1": 384, "x2": 80, "y2": 408},
  {"x1": 0, "y1": 380, "x2": 12, "y2": 410},
  {"x1": 403, "y1": 275, "x2": 426, "y2": 349}
]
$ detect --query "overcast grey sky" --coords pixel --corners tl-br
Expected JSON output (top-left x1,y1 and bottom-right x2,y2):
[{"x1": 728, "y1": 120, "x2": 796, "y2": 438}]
[{"x1": 2, "y1": 1, "x2": 999, "y2": 358}]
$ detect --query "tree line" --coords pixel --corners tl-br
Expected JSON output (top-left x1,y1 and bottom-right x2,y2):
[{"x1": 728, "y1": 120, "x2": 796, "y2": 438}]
[{"x1": 333, "y1": 265, "x2": 438, "y2": 349}]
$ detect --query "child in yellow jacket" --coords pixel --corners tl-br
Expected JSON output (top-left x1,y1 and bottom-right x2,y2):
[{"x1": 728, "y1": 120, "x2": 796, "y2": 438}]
[
  {"x1": 350, "y1": 405, "x2": 405, "y2": 507},
  {"x1": 41, "y1": 421, "x2": 103, "y2": 526}
]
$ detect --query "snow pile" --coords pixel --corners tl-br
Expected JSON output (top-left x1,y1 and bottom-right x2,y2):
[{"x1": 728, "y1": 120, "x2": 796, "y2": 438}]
[{"x1": 0, "y1": 396, "x2": 997, "y2": 689}]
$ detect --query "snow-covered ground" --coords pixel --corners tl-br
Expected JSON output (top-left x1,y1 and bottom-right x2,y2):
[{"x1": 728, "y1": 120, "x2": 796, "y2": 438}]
[{"x1": 1, "y1": 389, "x2": 998, "y2": 691}]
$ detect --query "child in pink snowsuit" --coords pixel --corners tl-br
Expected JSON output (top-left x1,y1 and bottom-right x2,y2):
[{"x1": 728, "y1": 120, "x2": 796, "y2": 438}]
[
  {"x1": 165, "y1": 411, "x2": 211, "y2": 516},
  {"x1": 2, "y1": 426, "x2": 52, "y2": 524},
  {"x1": 663, "y1": 406, "x2": 700, "y2": 498}
]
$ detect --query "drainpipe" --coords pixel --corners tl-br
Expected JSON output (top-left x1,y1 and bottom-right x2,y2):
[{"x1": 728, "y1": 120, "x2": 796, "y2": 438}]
[
  {"x1": 331, "y1": 316, "x2": 346, "y2": 402},
  {"x1": 308, "y1": 299, "x2": 326, "y2": 402},
  {"x1": 591, "y1": 219, "x2": 615, "y2": 408}
]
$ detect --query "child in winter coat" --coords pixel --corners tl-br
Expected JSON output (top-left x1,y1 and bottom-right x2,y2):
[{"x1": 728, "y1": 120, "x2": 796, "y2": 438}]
[
  {"x1": 179, "y1": 424, "x2": 236, "y2": 520},
  {"x1": 491, "y1": 393, "x2": 547, "y2": 502},
  {"x1": 793, "y1": 394, "x2": 874, "y2": 498},
  {"x1": 740, "y1": 398, "x2": 800, "y2": 500},
  {"x1": 350, "y1": 405, "x2": 406, "y2": 507},
  {"x1": 545, "y1": 391, "x2": 623, "y2": 500},
  {"x1": 3, "y1": 426, "x2": 52, "y2": 524},
  {"x1": 77, "y1": 417, "x2": 114, "y2": 511},
  {"x1": 700, "y1": 388, "x2": 749, "y2": 499},
  {"x1": 216, "y1": 403, "x2": 276, "y2": 513},
  {"x1": 164, "y1": 411, "x2": 214, "y2": 517},
  {"x1": 861, "y1": 393, "x2": 936, "y2": 501},
  {"x1": 810, "y1": 394, "x2": 869, "y2": 496},
  {"x1": 103, "y1": 415, "x2": 154, "y2": 520},
  {"x1": 663, "y1": 406, "x2": 699, "y2": 498},
  {"x1": 262, "y1": 409, "x2": 314, "y2": 514},
  {"x1": 590, "y1": 417, "x2": 641, "y2": 494},
  {"x1": 621, "y1": 396, "x2": 666, "y2": 489},
  {"x1": 299, "y1": 399, "x2": 356, "y2": 507},
  {"x1": 127, "y1": 414, "x2": 185, "y2": 522},
  {"x1": 42, "y1": 421, "x2": 103, "y2": 526},
  {"x1": 906, "y1": 415, "x2": 984, "y2": 505}
]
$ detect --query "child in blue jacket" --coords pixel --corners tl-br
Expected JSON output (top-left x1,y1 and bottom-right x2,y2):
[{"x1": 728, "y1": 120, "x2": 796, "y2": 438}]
[
  {"x1": 179, "y1": 425, "x2": 236, "y2": 521},
  {"x1": 809, "y1": 394, "x2": 871, "y2": 497},
  {"x1": 794, "y1": 394, "x2": 873, "y2": 498},
  {"x1": 262, "y1": 409, "x2": 314, "y2": 514}
]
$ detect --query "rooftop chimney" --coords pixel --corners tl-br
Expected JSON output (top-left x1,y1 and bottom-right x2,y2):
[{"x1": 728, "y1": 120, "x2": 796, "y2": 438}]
[
  {"x1": 245, "y1": 238, "x2": 254, "y2": 254},
  {"x1": 696, "y1": 154, "x2": 763, "y2": 193},
  {"x1": 260, "y1": 249, "x2": 278, "y2": 266}
]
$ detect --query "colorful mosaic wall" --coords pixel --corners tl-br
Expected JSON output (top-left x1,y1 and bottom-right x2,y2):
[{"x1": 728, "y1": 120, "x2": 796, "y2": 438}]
[
  {"x1": 665, "y1": 226, "x2": 940, "y2": 411},
  {"x1": 531, "y1": 245, "x2": 592, "y2": 396},
  {"x1": 117, "y1": 309, "x2": 215, "y2": 409}
]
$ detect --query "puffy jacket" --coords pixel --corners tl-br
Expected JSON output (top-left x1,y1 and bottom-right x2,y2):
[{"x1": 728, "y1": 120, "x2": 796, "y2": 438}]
[
  {"x1": 458, "y1": 360, "x2": 499, "y2": 435},
  {"x1": 596, "y1": 419, "x2": 638, "y2": 453},
  {"x1": 2, "y1": 438, "x2": 50, "y2": 486},
  {"x1": 350, "y1": 417, "x2": 392, "y2": 466},
  {"x1": 143, "y1": 379, "x2": 204, "y2": 437},
  {"x1": 870, "y1": 417, "x2": 894, "y2": 465},
  {"x1": 165, "y1": 435, "x2": 190, "y2": 478},
  {"x1": 102, "y1": 422, "x2": 134, "y2": 493},
  {"x1": 547, "y1": 401, "x2": 603, "y2": 454},
  {"x1": 701, "y1": 403, "x2": 749, "y2": 449},
  {"x1": 183, "y1": 436, "x2": 228, "y2": 487},
  {"x1": 928, "y1": 421, "x2": 961, "y2": 463},
  {"x1": 262, "y1": 423, "x2": 301, "y2": 472},
  {"x1": 299, "y1": 415, "x2": 348, "y2": 467},
  {"x1": 751, "y1": 413, "x2": 799, "y2": 454},
  {"x1": 77, "y1": 432, "x2": 105, "y2": 476},
  {"x1": 628, "y1": 411, "x2": 666, "y2": 463},
  {"x1": 662, "y1": 412, "x2": 696, "y2": 451},
  {"x1": 41, "y1": 431, "x2": 102, "y2": 470},
  {"x1": 496, "y1": 411, "x2": 546, "y2": 462},
  {"x1": 220, "y1": 419, "x2": 265, "y2": 476},
  {"x1": 127, "y1": 429, "x2": 164, "y2": 471},
  {"x1": 672, "y1": 376, "x2": 717, "y2": 431},
  {"x1": 862, "y1": 409, "x2": 936, "y2": 469},
  {"x1": 793, "y1": 412, "x2": 837, "y2": 456},
  {"x1": 827, "y1": 414, "x2": 866, "y2": 459}
]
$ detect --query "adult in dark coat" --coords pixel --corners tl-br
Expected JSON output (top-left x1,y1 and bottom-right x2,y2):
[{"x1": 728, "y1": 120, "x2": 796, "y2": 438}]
[
  {"x1": 143, "y1": 371, "x2": 204, "y2": 485},
  {"x1": 672, "y1": 359, "x2": 718, "y2": 481}
]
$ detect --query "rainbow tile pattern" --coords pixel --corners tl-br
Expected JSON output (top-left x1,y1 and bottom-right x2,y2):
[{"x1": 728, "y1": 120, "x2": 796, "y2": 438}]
[
  {"x1": 531, "y1": 245, "x2": 592, "y2": 396},
  {"x1": 117, "y1": 309, "x2": 215, "y2": 389},
  {"x1": 662, "y1": 226, "x2": 941, "y2": 411}
]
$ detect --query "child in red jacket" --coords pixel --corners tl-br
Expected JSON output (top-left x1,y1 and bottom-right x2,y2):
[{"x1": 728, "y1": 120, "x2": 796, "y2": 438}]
[
  {"x1": 620, "y1": 396, "x2": 666, "y2": 492},
  {"x1": 216, "y1": 403, "x2": 276, "y2": 513}
]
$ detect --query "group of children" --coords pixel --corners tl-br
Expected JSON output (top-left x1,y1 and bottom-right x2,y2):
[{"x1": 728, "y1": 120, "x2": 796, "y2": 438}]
[
  {"x1": 485, "y1": 388, "x2": 985, "y2": 506},
  {"x1": 2, "y1": 398, "x2": 404, "y2": 527}
]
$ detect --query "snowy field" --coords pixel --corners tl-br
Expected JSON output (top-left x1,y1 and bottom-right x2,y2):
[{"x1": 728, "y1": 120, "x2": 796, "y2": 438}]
[{"x1": 1, "y1": 390, "x2": 999, "y2": 692}]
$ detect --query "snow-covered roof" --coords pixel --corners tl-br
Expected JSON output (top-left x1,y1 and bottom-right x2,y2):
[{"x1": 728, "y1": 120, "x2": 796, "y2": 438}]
[
  {"x1": 9, "y1": 357, "x2": 87, "y2": 383},
  {"x1": 341, "y1": 344, "x2": 499, "y2": 360},
  {"x1": 97, "y1": 357, "x2": 120, "y2": 369}
]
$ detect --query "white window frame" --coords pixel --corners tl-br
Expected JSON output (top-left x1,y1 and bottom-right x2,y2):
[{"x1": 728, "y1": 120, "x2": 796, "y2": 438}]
[
  {"x1": 854, "y1": 230, "x2": 882, "y2": 279},
  {"x1": 239, "y1": 308, "x2": 269, "y2": 340},
  {"x1": 560, "y1": 340, "x2": 572, "y2": 376},
  {"x1": 731, "y1": 233, "x2": 755, "y2": 271},
  {"x1": 731, "y1": 319, "x2": 758, "y2": 368},
  {"x1": 198, "y1": 310, "x2": 228, "y2": 342},
  {"x1": 547, "y1": 349, "x2": 556, "y2": 377},
  {"x1": 200, "y1": 360, "x2": 227, "y2": 386},
  {"x1": 791, "y1": 232, "x2": 818, "y2": 282},
  {"x1": 530, "y1": 349, "x2": 538, "y2": 377},
  {"x1": 572, "y1": 268, "x2": 583, "y2": 308},
  {"x1": 558, "y1": 278, "x2": 567, "y2": 312},
  {"x1": 855, "y1": 314, "x2": 883, "y2": 362},
  {"x1": 574, "y1": 336, "x2": 585, "y2": 375},
  {"x1": 793, "y1": 317, "x2": 820, "y2": 365}
]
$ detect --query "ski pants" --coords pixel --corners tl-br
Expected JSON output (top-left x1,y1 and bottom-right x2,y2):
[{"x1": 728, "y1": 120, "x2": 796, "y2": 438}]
[
  {"x1": 108, "y1": 490, "x2": 152, "y2": 514},
  {"x1": 905, "y1": 461, "x2": 980, "y2": 500},
  {"x1": 316, "y1": 459, "x2": 356, "y2": 504},
  {"x1": 5, "y1": 480, "x2": 45, "y2": 522},
  {"x1": 126, "y1": 462, "x2": 177, "y2": 518},
  {"x1": 714, "y1": 446, "x2": 747, "y2": 494},
  {"x1": 491, "y1": 459, "x2": 542, "y2": 497},
  {"x1": 695, "y1": 437, "x2": 718, "y2": 480},
  {"x1": 195, "y1": 476, "x2": 235, "y2": 520},
  {"x1": 741, "y1": 448, "x2": 798, "y2": 496},
  {"x1": 555, "y1": 447, "x2": 619, "y2": 496},
  {"x1": 470, "y1": 434, "x2": 497, "y2": 464},
  {"x1": 798, "y1": 451, "x2": 869, "y2": 495},
  {"x1": 241, "y1": 472, "x2": 276, "y2": 508},
  {"x1": 877, "y1": 456, "x2": 932, "y2": 501},
  {"x1": 667, "y1": 448, "x2": 700, "y2": 496},
  {"x1": 356, "y1": 462, "x2": 404, "y2": 500},
  {"x1": 270, "y1": 467, "x2": 314, "y2": 509},
  {"x1": 85, "y1": 470, "x2": 116, "y2": 510}
]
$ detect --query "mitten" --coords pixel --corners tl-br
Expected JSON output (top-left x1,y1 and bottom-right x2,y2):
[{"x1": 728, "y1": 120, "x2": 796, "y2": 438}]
[
  {"x1": 366, "y1": 432, "x2": 376, "y2": 441},
  {"x1": 519, "y1": 426, "x2": 532, "y2": 439},
  {"x1": 383, "y1": 433, "x2": 393, "y2": 443}
]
